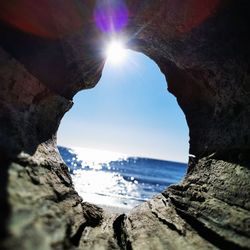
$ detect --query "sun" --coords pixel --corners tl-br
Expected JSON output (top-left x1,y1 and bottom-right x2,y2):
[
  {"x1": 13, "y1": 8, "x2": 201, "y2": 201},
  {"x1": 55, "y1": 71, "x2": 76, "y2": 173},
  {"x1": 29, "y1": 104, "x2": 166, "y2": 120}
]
[{"x1": 106, "y1": 41, "x2": 127, "y2": 64}]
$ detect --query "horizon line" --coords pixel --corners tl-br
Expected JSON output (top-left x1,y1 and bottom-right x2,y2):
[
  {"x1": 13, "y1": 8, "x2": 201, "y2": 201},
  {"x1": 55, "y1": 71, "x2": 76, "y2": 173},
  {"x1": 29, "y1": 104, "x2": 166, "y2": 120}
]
[{"x1": 57, "y1": 144, "x2": 188, "y2": 165}]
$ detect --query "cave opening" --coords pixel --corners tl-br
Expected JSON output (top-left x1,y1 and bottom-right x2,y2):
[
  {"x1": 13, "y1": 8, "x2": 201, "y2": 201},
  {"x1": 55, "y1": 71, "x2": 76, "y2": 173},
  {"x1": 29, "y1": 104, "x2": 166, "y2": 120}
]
[{"x1": 57, "y1": 49, "x2": 189, "y2": 211}]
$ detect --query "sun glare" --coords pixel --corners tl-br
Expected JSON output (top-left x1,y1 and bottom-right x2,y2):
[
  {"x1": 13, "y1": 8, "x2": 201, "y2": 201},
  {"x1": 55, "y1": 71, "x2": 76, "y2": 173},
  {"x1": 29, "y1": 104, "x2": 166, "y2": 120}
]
[{"x1": 106, "y1": 41, "x2": 127, "y2": 64}]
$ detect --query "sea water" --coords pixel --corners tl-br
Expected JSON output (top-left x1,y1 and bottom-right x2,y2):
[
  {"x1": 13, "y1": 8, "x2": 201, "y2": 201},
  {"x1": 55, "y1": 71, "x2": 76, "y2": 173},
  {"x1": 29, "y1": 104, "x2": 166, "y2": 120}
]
[{"x1": 58, "y1": 146, "x2": 187, "y2": 210}]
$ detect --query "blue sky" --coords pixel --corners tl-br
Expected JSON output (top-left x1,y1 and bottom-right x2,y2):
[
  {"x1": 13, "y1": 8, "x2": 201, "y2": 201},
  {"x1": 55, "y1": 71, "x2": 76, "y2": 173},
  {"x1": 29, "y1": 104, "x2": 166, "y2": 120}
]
[{"x1": 57, "y1": 49, "x2": 189, "y2": 162}]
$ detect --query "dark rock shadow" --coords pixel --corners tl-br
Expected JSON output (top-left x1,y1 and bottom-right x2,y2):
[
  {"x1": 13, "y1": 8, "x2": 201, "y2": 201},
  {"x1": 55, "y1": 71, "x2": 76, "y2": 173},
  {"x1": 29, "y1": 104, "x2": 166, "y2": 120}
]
[{"x1": 0, "y1": 154, "x2": 10, "y2": 248}]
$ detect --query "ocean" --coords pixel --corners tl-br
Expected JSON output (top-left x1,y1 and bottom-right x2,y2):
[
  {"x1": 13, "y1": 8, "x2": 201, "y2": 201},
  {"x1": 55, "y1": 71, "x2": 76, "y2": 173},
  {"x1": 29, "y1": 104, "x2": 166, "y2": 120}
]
[{"x1": 58, "y1": 146, "x2": 187, "y2": 210}]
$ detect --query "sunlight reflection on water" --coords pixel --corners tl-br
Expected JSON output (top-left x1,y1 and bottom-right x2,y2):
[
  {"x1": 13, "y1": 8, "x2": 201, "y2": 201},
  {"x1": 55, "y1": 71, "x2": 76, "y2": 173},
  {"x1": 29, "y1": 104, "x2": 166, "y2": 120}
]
[
  {"x1": 71, "y1": 147, "x2": 144, "y2": 209},
  {"x1": 59, "y1": 146, "x2": 187, "y2": 210},
  {"x1": 73, "y1": 170, "x2": 143, "y2": 209}
]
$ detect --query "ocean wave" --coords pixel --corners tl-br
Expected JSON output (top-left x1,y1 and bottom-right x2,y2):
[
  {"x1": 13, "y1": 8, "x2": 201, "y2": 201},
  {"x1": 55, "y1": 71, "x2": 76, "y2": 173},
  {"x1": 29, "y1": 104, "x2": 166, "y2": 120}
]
[{"x1": 58, "y1": 146, "x2": 187, "y2": 208}]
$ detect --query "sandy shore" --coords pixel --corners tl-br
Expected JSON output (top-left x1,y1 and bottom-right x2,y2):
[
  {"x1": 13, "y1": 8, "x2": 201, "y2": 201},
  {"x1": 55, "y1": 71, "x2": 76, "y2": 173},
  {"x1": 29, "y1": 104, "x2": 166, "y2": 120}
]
[{"x1": 97, "y1": 204, "x2": 131, "y2": 214}]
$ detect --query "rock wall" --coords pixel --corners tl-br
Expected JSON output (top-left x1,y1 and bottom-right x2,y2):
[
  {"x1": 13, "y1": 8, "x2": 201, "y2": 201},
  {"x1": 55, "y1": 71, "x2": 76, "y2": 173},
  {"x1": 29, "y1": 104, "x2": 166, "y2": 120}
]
[{"x1": 0, "y1": 0, "x2": 249, "y2": 249}]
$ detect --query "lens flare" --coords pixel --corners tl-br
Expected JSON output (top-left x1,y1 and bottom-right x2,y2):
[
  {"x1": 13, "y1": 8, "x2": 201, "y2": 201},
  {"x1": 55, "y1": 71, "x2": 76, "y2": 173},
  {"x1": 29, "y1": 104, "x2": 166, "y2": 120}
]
[{"x1": 94, "y1": 0, "x2": 128, "y2": 33}]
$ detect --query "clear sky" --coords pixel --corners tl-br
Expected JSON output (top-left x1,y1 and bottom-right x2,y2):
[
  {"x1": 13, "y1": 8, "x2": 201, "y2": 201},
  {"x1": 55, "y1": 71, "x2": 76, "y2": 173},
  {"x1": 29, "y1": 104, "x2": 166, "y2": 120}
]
[{"x1": 57, "y1": 49, "x2": 189, "y2": 163}]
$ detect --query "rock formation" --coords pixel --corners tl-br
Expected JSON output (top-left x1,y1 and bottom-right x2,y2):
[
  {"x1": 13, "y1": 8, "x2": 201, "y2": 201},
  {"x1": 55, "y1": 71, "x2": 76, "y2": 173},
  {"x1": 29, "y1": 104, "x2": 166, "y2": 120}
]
[{"x1": 0, "y1": 0, "x2": 249, "y2": 249}]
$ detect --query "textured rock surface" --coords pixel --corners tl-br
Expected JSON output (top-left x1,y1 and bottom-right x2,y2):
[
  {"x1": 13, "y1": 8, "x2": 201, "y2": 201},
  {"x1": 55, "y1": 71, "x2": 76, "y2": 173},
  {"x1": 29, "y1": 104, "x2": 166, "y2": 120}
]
[{"x1": 0, "y1": 0, "x2": 250, "y2": 249}]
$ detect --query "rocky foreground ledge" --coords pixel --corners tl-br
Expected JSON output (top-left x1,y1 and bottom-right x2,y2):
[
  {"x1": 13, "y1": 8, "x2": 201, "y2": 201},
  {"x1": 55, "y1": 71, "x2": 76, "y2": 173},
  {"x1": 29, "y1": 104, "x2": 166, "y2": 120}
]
[
  {"x1": 1, "y1": 153, "x2": 249, "y2": 249},
  {"x1": 0, "y1": 1, "x2": 250, "y2": 249}
]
